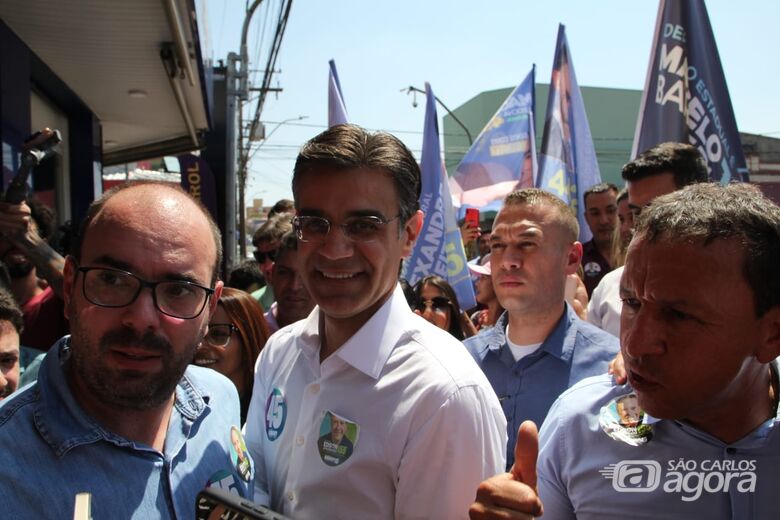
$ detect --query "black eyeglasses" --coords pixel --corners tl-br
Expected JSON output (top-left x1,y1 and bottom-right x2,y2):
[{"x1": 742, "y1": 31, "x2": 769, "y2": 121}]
[
  {"x1": 204, "y1": 323, "x2": 238, "y2": 347},
  {"x1": 253, "y1": 249, "x2": 277, "y2": 263},
  {"x1": 293, "y1": 214, "x2": 399, "y2": 243},
  {"x1": 78, "y1": 267, "x2": 215, "y2": 319},
  {"x1": 414, "y1": 296, "x2": 452, "y2": 314}
]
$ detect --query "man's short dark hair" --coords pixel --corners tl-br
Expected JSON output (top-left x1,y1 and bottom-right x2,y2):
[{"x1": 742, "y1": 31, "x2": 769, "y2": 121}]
[
  {"x1": 635, "y1": 182, "x2": 780, "y2": 317},
  {"x1": 0, "y1": 287, "x2": 24, "y2": 334},
  {"x1": 292, "y1": 124, "x2": 421, "y2": 227},
  {"x1": 72, "y1": 181, "x2": 223, "y2": 284},
  {"x1": 622, "y1": 142, "x2": 708, "y2": 188},
  {"x1": 583, "y1": 182, "x2": 619, "y2": 207},
  {"x1": 268, "y1": 199, "x2": 294, "y2": 218},
  {"x1": 503, "y1": 188, "x2": 579, "y2": 243},
  {"x1": 227, "y1": 260, "x2": 265, "y2": 292},
  {"x1": 252, "y1": 213, "x2": 293, "y2": 248}
]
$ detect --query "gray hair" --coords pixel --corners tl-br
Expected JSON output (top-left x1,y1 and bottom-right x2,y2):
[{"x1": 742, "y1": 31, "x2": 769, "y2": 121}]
[{"x1": 635, "y1": 182, "x2": 780, "y2": 317}]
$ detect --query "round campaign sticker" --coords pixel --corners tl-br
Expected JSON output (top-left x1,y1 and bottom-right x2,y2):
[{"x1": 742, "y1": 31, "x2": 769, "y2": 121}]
[
  {"x1": 599, "y1": 392, "x2": 653, "y2": 446},
  {"x1": 583, "y1": 261, "x2": 602, "y2": 278},
  {"x1": 265, "y1": 387, "x2": 287, "y2": 441},
  {"x1": 229, "y1": 425, "x2": 253, "y2": 482},
  {"x1": 317, "y1": 410, "x2": 359, "y2": 467}
]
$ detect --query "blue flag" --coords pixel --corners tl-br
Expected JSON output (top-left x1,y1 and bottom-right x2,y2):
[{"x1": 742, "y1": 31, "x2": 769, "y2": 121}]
[
  {"x1": 403, "y1": 83, "x2": 476, "y2": 310},
  {"x1": 328, "y1": 59, "x2": 348, "y2": 127},
  {"x1": 537, "y1": 24, "x2": 601, "y2": 243},
  {"x1": 451, "y1": 67, "x2": 537, "y2": 212},
  {"x1": 633, "y1": 0, "x2": 747, "y2": 182}
]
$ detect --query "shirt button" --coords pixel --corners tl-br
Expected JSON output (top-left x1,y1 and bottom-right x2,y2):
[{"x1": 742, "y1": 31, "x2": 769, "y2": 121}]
[
  {"x1": 286, "y1": 491, "x2": 295, "y2": 502},
  {"x1": 296, "y1": 436, "x2": 304, "y2": 446},
  {"x1": 309, "y1": 384, "x2": 320, "y2": 394}
]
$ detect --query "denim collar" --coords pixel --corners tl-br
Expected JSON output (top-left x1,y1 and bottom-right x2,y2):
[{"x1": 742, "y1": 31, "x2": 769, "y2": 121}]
[
  {"x1": 481, "y1": 303, "x2": 579, "y2": 367},
  {"x1": 33, "y1": 337, "x2": 210, "y2": 457}
]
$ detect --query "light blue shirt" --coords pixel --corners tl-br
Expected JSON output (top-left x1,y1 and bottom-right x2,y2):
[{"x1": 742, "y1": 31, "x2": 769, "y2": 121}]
[
  {"x1": 463, "y1": 304, "x2": 619, "y2": 468},
  {"x1": 538, "y1": 369, "x2": 780, "y2": 519},
  {"x1": 0, "y1": 337, "x2": 252, "y2": 519}
]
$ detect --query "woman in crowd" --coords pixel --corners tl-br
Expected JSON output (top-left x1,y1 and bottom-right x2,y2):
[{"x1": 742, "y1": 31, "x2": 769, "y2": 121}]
[
  {"x1": 193, "y1": 287, "x2": 271, "y2": 423},
  {"x1": 412, "y1": 275, "x2": 477, "y2": 340},
  {"x1": 468, "y1": 254, "x2": 503, "y2": 330}
]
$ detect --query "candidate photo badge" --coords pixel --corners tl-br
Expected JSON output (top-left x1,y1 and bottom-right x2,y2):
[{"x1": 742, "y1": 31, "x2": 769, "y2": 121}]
[
  {"x1": 317, "y1": 411, "x2": 359, "y2": 467},
  {"x1": 229, "y1": 426, "x2": 254, "y2": 482},
  {"x1": 599, "y1": 392, "x2": 654, "y2": 446},
  {"x1": 265, "y1": 387, "x2": 287, "y2": 441}
]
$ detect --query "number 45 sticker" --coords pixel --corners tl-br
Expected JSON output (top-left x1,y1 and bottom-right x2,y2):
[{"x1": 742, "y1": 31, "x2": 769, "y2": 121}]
[{"x1": 265, "y1": 388, "x2": 287, "y2": 441}]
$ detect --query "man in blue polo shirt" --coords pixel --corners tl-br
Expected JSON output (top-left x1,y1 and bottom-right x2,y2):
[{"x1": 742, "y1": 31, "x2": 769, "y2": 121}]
[
  {"x1": 464, "y1": 188, "x2": 618, "y2": 468},
  {"x1": 469, "y1": 182, "x2": 780, "y2": 519},
  {"x1": 0, "y1": 182, "x2": 252, "y2": 518}
]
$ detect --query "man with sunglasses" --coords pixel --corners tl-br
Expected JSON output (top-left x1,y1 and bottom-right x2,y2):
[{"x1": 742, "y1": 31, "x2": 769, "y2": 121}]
[
  {"x1": 244, "y1": 124, "x2": 505, "y2": 519},
  {"x1": 251, "y1": 213, "x2": 292, "y2": 312},
  {"x1": 0, "y1": 182, "x2": 253, "y2": 518}
]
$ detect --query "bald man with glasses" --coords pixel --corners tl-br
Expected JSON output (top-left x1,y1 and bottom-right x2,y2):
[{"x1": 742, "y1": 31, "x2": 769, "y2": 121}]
[{"x1": 0, "y1": 181, "x2": 252, "y2": 518}]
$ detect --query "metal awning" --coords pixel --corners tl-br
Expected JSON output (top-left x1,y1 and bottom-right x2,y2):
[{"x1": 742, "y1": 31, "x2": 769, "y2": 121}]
[{"x1": 0, "y1": 0, "x2": 210, "y2": 165}]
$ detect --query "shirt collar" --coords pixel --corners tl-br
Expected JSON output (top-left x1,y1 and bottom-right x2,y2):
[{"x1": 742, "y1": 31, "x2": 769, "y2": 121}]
[
  {"x1": 33, "y1": 336, "x2": 210, "y2": 456},
  {"x1": 538, "y1": 303, "x2": 578, "y2": 363},
  {"x1": 298, "y1": 285, "x2": 412, "y2": 380}
]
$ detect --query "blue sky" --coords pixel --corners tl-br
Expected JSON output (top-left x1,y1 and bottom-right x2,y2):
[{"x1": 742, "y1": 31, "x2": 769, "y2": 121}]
[{"x1": 200, "y1": 0, "x2": 779, "y2": 205}]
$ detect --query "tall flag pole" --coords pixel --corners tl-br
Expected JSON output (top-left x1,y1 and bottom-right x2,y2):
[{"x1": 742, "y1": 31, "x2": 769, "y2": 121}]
[
  {"x1": 451, "y1": 66, "x2": 537, "y2": 212},
  {"x1": 328, "y1": 59, "x2": 348, "y2": 127},
  {"x1": 537, "y1": 24, "x2": 601, "y2": 243},
  {"x1": 403, "y1": 83, "x2": 476, "y2": 309},
  {"x1": 633, "y1": 0, "x2": 747, "y2": 183}
]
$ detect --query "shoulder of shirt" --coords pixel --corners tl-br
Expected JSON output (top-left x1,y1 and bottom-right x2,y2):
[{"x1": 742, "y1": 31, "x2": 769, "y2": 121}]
[
  {"x1": 183, "y1": 364, "x2": 237, "y2": 401},
  {"x1": 0, "y1": 382, "x2": 40, "y2": 429},
  {"x1": 403, "y1": 313, "x2": 496, "y2": 393},
  {"x1": 572, "y1": 317, "x2": 620, "y2": 349},
  {"x1": 545, "y1": 374, "x2": 625, "y2": 427}
]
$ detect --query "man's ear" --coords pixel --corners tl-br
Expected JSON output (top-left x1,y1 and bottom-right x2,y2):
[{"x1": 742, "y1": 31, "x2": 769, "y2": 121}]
[
  {"x1": 565, "y1": 241, "x2": 583, "y2": 275},
  {"x1": 401, "y1": 210, "x2": 424, "y2": 257},
  {"x1": 62, "y1": 255, "x2": 77, "y2": 317},
  {"x1": 208, "y1": 281, "x2": 224, "y2": 317},
  {"x1": 756, "y1": 306, "x2": 780, "y2": 363}
]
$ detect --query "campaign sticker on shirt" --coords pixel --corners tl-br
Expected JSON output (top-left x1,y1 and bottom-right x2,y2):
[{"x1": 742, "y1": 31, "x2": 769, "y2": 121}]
[
  {"x1": 317, "y1": 411, "x2": 359, "y2": 467},
  {"x1": 583, "y1": 261, "x2": 602, "y2": 278},
  {"x1": 265, "y1": 387, "x2": 287, "y2": 441},
  {"x1": 599, "y1": 392, "x2": 653, "y2": 446},
  {"x1": 229, "y1": 425, "x2": 254, "y2": 481}
]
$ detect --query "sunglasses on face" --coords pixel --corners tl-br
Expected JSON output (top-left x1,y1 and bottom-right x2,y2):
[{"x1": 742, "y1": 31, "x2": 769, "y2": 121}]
[
  {"x1": 414, "y1": 296, "x2": 452, "y2": 314},
  {"x1": 253, "y1": 249, "x2": 277, "y2": 264}
]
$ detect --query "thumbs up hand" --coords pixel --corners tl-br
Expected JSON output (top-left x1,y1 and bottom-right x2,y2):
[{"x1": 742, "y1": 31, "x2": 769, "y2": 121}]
[{"x1": 469, "y1": 421, "x2": 544, "y2": 519}]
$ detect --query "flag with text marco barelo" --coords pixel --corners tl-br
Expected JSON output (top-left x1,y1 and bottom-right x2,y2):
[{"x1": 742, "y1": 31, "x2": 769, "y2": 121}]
[
  {"x1": 451, "y1": 66, "x2": 537, "y2": 212},
  {"x1": 633, "y1": 0, "x2": 747, "y2": 182},
  {"x1": 403, "y1": 83, "x2": 476, "y2": 309},
  {"x1": 537, "y1": 24, "x2": 601, "y2": 243},
  {"x1": 328, "y1": 59, "x2": 349, "y2": 127}
]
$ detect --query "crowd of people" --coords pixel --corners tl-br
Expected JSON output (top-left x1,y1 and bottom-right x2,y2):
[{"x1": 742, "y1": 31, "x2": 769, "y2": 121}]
[{"x1": 0, "y1": 124, "x2": 777, "y2": 519}]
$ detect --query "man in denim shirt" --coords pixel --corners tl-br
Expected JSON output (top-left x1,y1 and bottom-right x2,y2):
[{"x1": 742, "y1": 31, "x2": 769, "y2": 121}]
[
  {"x1": 464, "y1": 188, "x2": 618, "y2": 468},
  {"x1": 0, "y1": 182, "x2": 252, "y2": 518}
]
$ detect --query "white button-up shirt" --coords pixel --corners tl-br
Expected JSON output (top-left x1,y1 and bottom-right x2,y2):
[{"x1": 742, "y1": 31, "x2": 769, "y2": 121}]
[{"x1": 245, "y1": 285, "x2": 506, "y2": 519}]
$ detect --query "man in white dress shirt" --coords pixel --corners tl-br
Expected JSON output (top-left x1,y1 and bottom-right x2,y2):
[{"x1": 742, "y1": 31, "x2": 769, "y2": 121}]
[{"x1": 244, "y1": 124, "x2": 506, "y2": 519}]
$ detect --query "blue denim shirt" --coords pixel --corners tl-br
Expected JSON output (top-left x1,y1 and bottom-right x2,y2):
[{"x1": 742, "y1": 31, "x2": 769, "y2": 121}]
[
  {"x1": 463, "y1": 304, "x2": 619, "y2": 468},
  {"x1": 0, "y1": 337, "x2": 253, "y2": 519}
]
